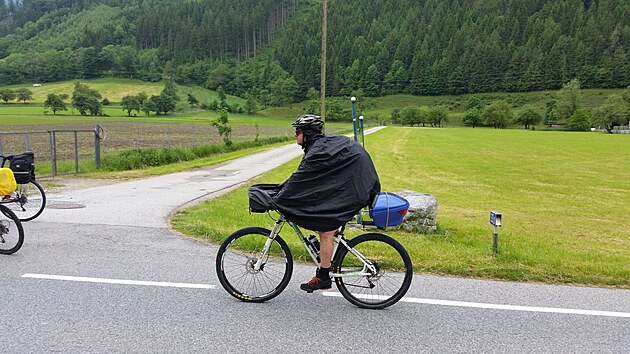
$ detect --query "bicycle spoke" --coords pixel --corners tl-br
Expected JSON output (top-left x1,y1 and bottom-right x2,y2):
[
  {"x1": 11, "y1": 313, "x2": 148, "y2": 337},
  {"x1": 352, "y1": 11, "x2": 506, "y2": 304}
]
[{"x1": 335, "y1": 234, "x2": 412, "y2": 309}]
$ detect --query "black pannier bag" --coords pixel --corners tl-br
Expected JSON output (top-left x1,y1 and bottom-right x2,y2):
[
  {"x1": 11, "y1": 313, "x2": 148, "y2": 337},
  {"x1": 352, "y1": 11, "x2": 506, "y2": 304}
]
[
  {"x1": 9, "y1": 152, "x2": 35, "y2": 184},
  {"x1": 248, "y1": 184, "x2": 280, "y2": 213}
]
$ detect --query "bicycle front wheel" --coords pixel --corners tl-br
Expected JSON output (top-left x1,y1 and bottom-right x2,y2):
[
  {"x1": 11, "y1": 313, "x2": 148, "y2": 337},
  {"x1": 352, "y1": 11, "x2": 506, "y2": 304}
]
[
  {"x1": 7, "y1": 181, "x2": 46, "y2": 222},
  {"x1": 0, "y1": 205, "x2": 25, "y2": 254},
  {"x1": 216, "y1": 227, "x2": 293, "y2": 303},
  {"x1": 333, "y1": 233, "x2": 413, "y2": 309}
]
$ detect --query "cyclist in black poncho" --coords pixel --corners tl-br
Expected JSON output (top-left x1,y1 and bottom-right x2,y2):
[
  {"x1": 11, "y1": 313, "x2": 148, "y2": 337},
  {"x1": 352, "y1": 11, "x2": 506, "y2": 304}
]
[{"x1": 272, "y1": 115, "x2": 381, "y2": 292}]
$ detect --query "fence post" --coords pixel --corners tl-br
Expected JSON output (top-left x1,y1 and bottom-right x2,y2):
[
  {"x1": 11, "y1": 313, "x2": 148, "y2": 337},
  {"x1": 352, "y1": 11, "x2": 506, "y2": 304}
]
[
  {"x1": 94, "y1": 125, "x2": 101, "y2": 169},
  {"x1": 0, "y1": 134, "x2": 3, "y2": 155},
  {"x1": 49, "y1": 131, "x2": 57, "y2": 176},
  {"x1": 74, "y1": 131, "x2": 79, "y2": 173},
  {"x1": 25, "y1": 132, "x2": 30, "y2": 151}
]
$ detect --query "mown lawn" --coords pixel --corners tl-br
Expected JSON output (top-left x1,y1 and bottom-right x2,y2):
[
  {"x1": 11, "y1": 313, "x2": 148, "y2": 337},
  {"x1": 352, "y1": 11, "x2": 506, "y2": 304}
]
[{"x1": 172, "y1": 126, "x2": 630, "y2": 288}]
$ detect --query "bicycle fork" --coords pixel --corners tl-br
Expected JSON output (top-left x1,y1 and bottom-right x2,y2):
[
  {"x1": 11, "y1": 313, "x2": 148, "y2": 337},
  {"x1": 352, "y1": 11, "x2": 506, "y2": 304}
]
[{"x1": 253, "y1": 218, "x2": 284, "y2": 271}]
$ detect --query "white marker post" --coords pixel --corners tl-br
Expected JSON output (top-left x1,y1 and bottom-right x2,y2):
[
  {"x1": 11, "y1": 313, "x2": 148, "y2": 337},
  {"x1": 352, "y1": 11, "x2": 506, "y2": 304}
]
[{"x1": 490, "y1": 211, "x2": 502, "y2": 254}]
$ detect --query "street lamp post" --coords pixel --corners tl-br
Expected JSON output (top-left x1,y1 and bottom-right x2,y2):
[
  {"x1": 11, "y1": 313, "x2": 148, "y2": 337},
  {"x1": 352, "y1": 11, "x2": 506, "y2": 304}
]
[{"x1": 320, "y1": 0, "x2": 327, "y2": 125}]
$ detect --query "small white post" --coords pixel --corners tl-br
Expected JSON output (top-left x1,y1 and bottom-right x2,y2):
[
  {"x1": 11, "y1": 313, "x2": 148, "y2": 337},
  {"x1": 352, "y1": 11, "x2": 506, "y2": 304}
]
[{"x1": 490, "y1": 211, "x2": 502, "y2": 254}]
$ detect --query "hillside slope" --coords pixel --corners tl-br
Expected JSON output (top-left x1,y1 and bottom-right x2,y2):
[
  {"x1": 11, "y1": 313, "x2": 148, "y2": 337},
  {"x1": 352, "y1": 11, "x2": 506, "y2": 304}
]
[{"x1": 1, "y1": 0, "x2": 629, "y2": 100}]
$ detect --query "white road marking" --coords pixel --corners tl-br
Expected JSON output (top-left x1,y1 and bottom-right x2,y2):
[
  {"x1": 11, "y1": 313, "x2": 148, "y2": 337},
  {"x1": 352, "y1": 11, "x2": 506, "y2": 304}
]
[
  {"x1": 322, "y1": 292, "x2": 630, "y2": 318},
  {"x1": 22, "y1": 273, "x2": 215, "y2": 289}
]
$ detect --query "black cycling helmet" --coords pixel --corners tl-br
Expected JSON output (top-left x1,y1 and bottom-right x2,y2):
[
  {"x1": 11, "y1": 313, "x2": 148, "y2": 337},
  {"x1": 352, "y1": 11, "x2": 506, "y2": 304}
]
[{"x1": 292, "y1": 114, "x2": 324, "y2": 133}]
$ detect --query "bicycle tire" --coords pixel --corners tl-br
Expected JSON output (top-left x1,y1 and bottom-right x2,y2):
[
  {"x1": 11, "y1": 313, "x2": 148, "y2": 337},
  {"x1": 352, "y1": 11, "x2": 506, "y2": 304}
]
[
  {"x1": 6, "y1": 180, "x2": 46, "y2": 222},
  {"x1": 0, "y1": 204, "x2": 25, "y2": 255},
  {"x1": 333, "y1": 233, "x2": 413, "y2": 309},
  {"x1": 216, "y1": 227, "x2": 293, "y2": 303}
]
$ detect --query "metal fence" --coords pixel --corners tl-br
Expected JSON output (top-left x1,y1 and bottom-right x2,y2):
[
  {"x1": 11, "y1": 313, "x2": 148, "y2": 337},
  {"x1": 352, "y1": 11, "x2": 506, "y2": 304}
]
[
  {"x1": 0, "y1": 126, "x2": 101, "y2": 176},
  {"x1": 0, "y1": 123, "x2": 293, "y2": 177}
]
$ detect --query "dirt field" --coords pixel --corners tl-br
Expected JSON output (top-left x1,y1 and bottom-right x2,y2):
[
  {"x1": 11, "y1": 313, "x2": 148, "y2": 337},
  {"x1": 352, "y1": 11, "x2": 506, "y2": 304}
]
[{"x1": 0, "y1": 121, "x2": 292, "y2": 165}]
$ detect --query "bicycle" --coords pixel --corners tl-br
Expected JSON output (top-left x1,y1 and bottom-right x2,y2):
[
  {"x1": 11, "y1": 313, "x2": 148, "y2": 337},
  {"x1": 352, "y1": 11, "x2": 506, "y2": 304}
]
[
  {"x1": 0, "y1": 204, "x2": 25, "y2": 254},
  {"x1": 0, "y1": 152, "x2": 46, "y2": 222},
  {"x1": 216, "y1": 186, "x2": 413, "y2": 309}
]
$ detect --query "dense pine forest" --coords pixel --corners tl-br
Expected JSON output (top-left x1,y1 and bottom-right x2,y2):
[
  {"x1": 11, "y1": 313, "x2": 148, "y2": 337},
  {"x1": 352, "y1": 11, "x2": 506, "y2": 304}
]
[{"x1": 1, "y1": 0, "x2": 629, "y2": 103}]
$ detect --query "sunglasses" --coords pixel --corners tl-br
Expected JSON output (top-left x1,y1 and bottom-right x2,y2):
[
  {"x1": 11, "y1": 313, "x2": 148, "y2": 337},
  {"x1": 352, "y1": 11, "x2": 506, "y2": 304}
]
[{"x1": 295, "y1": 129, "x2": 302, "y2": 137}]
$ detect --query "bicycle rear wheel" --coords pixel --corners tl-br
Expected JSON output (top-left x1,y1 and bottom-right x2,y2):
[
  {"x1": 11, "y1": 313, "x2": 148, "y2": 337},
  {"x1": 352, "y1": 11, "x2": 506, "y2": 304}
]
[
  {"x1": 0, "y1": 205, "x2": 25, "y2": 254},
  {"x1": 216, "y1": 227, "x2": 293, "y2": 303},
  {"x1": 6, "y1": 181, "x2": 46, "y2": 222},
  {"x1": 333, "y1": 233, "x2": 412, "y2": 309}
]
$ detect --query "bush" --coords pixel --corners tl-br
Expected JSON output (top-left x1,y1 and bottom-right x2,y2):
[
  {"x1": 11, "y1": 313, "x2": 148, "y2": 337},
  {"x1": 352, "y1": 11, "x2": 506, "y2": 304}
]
[{"x1": 567, "y1": 108, "x2": 592, "y2": 131}]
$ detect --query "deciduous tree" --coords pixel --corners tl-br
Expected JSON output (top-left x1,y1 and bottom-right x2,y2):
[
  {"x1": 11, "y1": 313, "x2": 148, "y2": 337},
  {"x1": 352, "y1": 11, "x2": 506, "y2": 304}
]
[
  {"x1": 212, "y1": 105, "x2": 232, "y2": 147},
  {"x1": 121, "y1": 95, "x2": 141, "y2": 116},
  {"x1": 71, "y1": 82, "x2": 102, "y2": 116},
  {"x1": 15, "y1": 88, "x2": 33, "y2": 104},
  {"x1": 400, "y1": 106, "x2": 421, "y2": 126},
  {"x1": 593, "y1": 95, "x2": 628, "y2": 133},
  {"x1": 515, "y1": 108, "x2": 543, "y2": 129},
  {"x1": 462, "y1": 108, "x2": 482, "y2": 128},
  {"x1": 567, "y1": 108, "x2": 592, "y2": 131},
  {"x1": 428, "y1": 106, "x2": 448, "y2": 128},
  {"x1": 44, "y1": 93, "x2": 67, "y2": 115},
  {"x1": 245, "y1": 93, "x2": 257, "y2": 115},
  {"x1": 555, "y1": 79, "x2": 582, "y2": 124},
  {"x1": 150, "y1": 93, "x2": 176, "y2": 115},
  {"x1": 482, "y1": 100, "x2": 513, "y2": 129},
  {"x1": 0, "y1": 88, "x2": 15, "y2": 103}
]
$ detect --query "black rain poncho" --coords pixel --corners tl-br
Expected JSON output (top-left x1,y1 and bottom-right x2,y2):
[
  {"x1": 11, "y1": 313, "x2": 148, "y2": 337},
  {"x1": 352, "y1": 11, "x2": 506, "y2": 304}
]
[{"x1": 270, "y1": 134, "x2": 381, "y2": 231}]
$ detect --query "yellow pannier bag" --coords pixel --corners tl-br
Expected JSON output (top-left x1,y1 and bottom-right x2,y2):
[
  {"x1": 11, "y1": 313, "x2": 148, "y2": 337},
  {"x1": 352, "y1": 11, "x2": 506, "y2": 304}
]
[{"x1": 0, "y1": 167, "x2": 17, "y2": 196}]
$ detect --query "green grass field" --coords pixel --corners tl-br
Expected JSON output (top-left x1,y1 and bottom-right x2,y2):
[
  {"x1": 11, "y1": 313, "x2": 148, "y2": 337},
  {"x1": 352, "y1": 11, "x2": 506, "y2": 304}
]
[
  {"x1": 171, "y1": 127, "x2": 630, "y2": 288},
  {"x1": 2, "y1": 78, "x2": 625, "y2": 129}
]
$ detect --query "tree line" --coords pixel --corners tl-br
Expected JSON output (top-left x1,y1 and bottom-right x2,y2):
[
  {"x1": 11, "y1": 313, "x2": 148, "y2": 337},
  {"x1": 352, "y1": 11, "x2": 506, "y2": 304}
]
[
  {"x1": 0, "y1": 87, "x2": 33, "y2": 103},
  {"x1": 273, "y1": 0, "x2": 630, "y2": 98},
  {"x1": 397, "y1": 82, "x2": 630, "y2": 132},
  {"x1": 40, "y1": 81, "x2": 180, "y2": 116}
]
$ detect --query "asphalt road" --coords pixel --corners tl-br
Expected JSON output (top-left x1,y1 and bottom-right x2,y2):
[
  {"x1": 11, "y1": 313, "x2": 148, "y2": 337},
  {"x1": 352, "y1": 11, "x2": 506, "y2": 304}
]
[{"x1": 1, "y1": 134, "x2": 629, "y2": 353}]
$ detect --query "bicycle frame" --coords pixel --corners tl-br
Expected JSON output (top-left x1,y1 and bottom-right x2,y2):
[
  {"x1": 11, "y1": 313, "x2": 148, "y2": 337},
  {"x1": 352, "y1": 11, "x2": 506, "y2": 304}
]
[
  {"x1": 254, "y1": 214, "x2": 377, "y2": 278},
  {"x1": 1, "y1": 183, "x2": 29, "y2": 208}
]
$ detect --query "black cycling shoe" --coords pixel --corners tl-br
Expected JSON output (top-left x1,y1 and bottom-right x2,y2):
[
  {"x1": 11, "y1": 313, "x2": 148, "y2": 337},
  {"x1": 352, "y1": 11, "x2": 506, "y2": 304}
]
[{"x1": 300, "y1": 276, "x2": 332, "y2": 293}]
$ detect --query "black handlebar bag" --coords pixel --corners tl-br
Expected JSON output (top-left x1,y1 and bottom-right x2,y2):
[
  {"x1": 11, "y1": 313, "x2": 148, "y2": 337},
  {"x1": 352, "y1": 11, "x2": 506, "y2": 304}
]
[{"x1": 248, "y1": 184, "x2": 280, "y2": 213}]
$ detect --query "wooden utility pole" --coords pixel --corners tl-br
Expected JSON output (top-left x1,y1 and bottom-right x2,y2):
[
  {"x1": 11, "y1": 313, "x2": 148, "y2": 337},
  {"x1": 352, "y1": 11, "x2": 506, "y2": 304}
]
[{"x1": 320, "y1": 0, "x2": 327, "y2": 124}]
